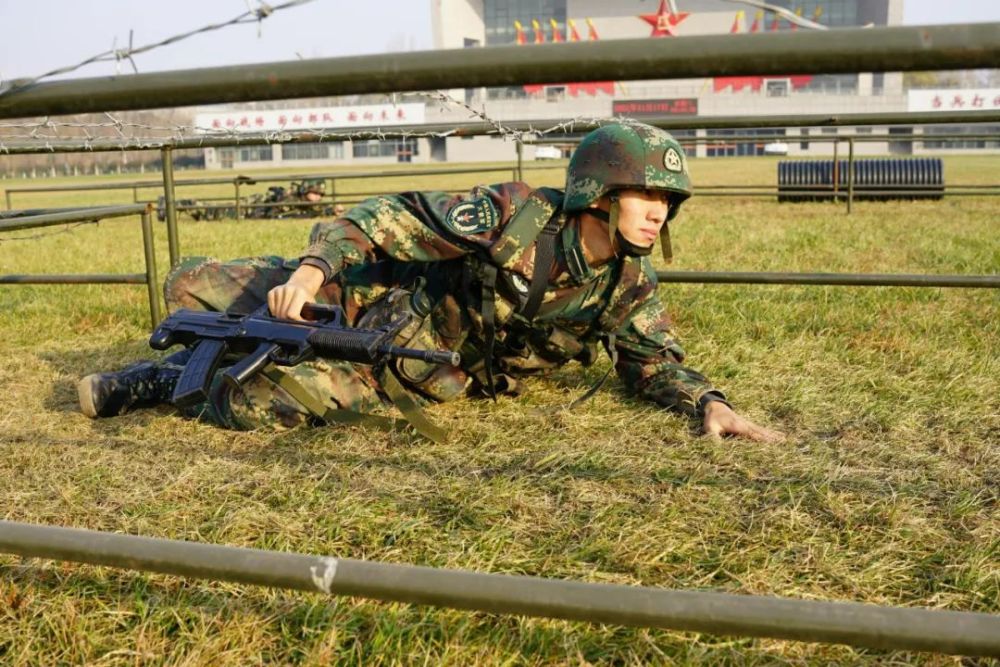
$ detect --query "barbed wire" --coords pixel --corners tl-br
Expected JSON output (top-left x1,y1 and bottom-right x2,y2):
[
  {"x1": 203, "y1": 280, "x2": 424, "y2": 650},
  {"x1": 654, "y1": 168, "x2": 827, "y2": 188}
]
[
  {"x1": 0, "y1": 88, "x2": 629, "y2": 157},
  {"x1": 0, "y1": 221, "x2": 98, "y2": 243},
  {"x1": 0, "y1": 0, "x2": 317, "y2": 96}
]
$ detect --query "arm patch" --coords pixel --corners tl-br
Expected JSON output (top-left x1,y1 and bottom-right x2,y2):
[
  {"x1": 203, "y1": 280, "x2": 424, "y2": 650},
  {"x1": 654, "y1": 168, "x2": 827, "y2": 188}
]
[{"x1": 443, "y1": 196, "x2": 499, "y2": 235}]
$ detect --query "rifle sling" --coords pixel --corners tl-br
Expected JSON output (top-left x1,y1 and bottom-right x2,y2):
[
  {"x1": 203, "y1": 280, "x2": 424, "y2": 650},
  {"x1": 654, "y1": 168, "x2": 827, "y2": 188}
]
[{"x1": 261, "y1": 366, "x2": 447, "y2": 444}]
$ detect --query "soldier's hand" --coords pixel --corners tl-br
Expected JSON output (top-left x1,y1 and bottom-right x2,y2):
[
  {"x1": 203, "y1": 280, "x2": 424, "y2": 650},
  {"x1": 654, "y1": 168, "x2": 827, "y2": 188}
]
[
  {"x1": 702, "y1": 401, "x2": 786, "y2": 443},
  {"x1": 267, "y1": 264, "x2": 325, "y2": 320}
]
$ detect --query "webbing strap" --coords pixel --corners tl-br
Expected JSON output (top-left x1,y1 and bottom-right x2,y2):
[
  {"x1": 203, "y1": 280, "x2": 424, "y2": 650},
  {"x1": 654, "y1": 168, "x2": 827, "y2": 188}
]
[
  {"x1": 479, "y1": 263, "x2": 499, "y2": 402},
  {"x1": 262, "y1": 366, "x2": 447, "y2": 444},
  {"x1": 379, "y1": 370, "x2": 449, "y2": 444},
  {"x1": 567, "y1": 333, "x2": 617, "y2": 410},
  {"x1": 520, "y1": 215, "x2": 561, "y2": 322}
]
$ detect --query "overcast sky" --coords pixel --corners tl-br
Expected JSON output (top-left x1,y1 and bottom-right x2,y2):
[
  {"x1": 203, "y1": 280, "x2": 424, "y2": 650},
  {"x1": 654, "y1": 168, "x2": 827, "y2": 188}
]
[{"x1": 1, "y1": 0, "x2": 998, "y2": 83}]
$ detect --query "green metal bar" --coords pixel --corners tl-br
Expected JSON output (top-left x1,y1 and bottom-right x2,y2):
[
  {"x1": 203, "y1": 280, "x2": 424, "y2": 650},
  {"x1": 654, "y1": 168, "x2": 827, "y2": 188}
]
[
  {"x1": 0, "y1": 520, "x2": 997, "y2": 657},
  {"x1": 2, "y1": 23, "x2": 999, "y2": 119},
  {"x1": 0, "y1": 204, "x2": 148, "y2": 232},
  {"x1": 139, "y1": 210, "x2": 161, "y2": 328},
  {"x1": 160, "y1": 147, "x2": 179, "y2": 268},
  {"x1": 655, "y1": 271, "x2": 1000, "y2": 288},
  {"x1": 0, "y1": 274, "x2": 146, "y2": 284},
  {"x1": 847, "y1": 138, "x2": 856, "y2": 214},
  {"x1": 832, "y1": 141, "x2": 840, "y2": 196},
  {"x1": 234, "y1": 180, "x2": 242, "y2": 222}
]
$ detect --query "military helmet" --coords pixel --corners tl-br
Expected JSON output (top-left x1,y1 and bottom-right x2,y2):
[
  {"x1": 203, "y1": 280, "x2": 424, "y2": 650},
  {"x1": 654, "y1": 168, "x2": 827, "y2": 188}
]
[
  {"x1": 564, "y1": 122, "x2": 693, "y2": 261},
  {"x1": 564, "y1": 121, "x2": 692, "y2": 219}
]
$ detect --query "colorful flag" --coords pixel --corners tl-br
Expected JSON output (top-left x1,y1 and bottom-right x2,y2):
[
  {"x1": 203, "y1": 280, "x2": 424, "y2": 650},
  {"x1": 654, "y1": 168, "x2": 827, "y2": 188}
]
[
  {"x1": 749, "y1": 10, "x2": 764, "y2": 32},
  {"x1": 532, "y1": 19, "x2": 544, "y2": 44},
  {"x1": 514, "y1": 20, "x2": 527, "y2": 45},
  {"x1": 550, "y1": 18, "x2": 563, "y2": 42},
  {"x1": 730, "y1": 10, "x2": 745, "y2": 33}
]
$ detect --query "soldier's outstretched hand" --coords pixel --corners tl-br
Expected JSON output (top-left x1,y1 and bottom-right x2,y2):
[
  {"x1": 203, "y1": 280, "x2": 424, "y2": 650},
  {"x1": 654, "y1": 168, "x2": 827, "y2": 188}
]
[
  {"x1": 267, "y1": 264, "x2": 325, "y2": 320},
  {"x1": 702, "y1": 401, "x2": 786, "y2": 443}
]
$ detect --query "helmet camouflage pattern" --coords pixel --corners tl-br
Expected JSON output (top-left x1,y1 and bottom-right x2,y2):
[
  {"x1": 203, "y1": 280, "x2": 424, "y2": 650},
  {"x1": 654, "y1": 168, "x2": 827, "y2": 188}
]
[{"x1": 564, "y1": 121, "x2": 692, "y2": 222}]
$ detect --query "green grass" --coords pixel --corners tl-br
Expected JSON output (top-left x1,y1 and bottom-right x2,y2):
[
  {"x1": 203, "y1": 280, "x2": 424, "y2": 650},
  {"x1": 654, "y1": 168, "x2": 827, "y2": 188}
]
[{"x1": 0, "y1": 157, "x2": 998, "y2": 665}]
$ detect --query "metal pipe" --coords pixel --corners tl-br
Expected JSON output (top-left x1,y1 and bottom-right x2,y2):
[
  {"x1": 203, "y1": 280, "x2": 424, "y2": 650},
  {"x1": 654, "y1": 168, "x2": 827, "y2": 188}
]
[
  {"x1": 160, "y1": 147, "x2": 179, "y2": 268},
  {"x1": 234, "y1": 179, "x2": 242, "y2": 222},
  {"x1": 139, "y1": 210, "x2": 161, "y2": 327},
  {"x1": 847, "y1": 137, "x2": 856, "y2": 214},
  {"x1": 5, "y1": 189, "x2": 11, "y2": 210},
  {"x1": 3, "y1": 113, "x2": 1000, "y2": 154},
  {"x1": 516, "y1": 140, "x2": 524, "y2": 181},
  {"x1": 832, "y1": 141, "x2": 840, "y2": 195},
  {"x1": 655, "y1": 271, "x2": 1000, "y2": 288},
  {"x1": 0, "y1": 520, "x2": 997, "y2": 657},
  {"x1": 0, "y1": 274, "x2": 146, "y2": 284},
  {"x1": 2, "y1": 23, "x2": 999, "y2": 118},
  {"x1": 0, "y1": 204, "x2": 148, "y2": 232}
]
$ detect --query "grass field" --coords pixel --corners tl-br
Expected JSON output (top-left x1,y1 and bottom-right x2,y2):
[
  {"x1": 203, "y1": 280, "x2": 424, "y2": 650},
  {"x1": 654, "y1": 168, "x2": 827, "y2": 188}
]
[{"x1": 0, "y1": 156, "x2": 998, "y2": 665}]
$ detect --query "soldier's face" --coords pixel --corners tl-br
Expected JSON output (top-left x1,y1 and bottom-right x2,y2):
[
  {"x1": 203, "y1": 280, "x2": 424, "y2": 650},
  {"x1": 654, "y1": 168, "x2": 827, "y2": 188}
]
[{"x1": 615, "y1": 189, "x2": 671, "y2": 247}]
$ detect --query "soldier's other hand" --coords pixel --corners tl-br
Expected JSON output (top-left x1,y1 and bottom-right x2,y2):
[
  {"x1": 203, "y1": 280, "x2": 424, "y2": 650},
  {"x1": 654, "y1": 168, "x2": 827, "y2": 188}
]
[
  {"x1": 267, "y1": 264, "x2": 325, "y2": 320},
  {"x1": 702, "y1": 401, "x2": 786, "y2": 443}
]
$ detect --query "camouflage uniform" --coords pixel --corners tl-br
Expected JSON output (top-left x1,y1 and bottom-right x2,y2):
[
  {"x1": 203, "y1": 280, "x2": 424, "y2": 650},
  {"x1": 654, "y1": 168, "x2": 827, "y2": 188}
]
[{"x1": 163, "y1": 123, "x2": 727, "y2": 431}]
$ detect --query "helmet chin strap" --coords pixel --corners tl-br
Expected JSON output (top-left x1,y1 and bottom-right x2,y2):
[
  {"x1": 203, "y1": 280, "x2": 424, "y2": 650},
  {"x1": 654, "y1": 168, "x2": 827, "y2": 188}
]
[{"x1": 588, "y1": 195, "x2": 657, "y2": 259}]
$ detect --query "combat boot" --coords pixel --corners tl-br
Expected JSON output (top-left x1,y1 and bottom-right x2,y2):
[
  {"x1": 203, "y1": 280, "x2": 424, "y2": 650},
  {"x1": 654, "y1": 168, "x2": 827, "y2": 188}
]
[{"x1": 77, "y1": 349, "x2": 191, "y2": 418}]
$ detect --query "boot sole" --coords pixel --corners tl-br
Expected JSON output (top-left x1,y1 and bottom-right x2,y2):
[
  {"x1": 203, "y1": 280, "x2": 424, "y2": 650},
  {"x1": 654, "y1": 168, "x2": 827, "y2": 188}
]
[{"x1": 77, "y1": 374, "x2": 100, "y2": 418}]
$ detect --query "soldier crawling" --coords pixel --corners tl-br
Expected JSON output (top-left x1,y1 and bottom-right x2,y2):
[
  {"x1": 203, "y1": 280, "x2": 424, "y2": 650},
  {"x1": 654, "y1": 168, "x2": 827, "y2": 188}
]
[{"x1": 79, "y1": 122, "x2": 784, "y2": 443}]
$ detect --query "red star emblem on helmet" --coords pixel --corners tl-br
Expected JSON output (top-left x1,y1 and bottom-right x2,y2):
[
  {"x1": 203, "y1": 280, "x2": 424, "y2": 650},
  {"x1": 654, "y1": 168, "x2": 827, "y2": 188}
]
[{"x1": 639, "y1": 0, "x2": 690, "y2": 37}]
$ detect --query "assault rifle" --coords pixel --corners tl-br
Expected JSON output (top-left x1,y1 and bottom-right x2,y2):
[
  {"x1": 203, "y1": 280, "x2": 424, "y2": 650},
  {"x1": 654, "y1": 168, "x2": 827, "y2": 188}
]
[{"x1": 149, "y1": 303, "x2": 460, "y2": 408}]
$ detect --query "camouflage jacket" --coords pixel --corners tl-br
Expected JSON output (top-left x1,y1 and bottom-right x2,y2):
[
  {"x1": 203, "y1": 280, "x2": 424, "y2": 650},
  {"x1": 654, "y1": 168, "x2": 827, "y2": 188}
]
[{"x1": 302, "y1": 182, "x2": 726, "y2": 417}]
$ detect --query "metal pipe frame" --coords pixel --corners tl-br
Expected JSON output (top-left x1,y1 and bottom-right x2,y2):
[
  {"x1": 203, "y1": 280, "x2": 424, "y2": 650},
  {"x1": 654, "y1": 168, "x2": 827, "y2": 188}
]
[
  {"x1": 0, "y1": 203, "x2": 148, "y2": 232},
  {"x1": 1, "y1": 23, "x2": 998, "y2": 119},
  {"x1": 160, "y1": 147, "x2": 179, "y2": 267},
  {"x1": 655, "y1": 271, "x2": 1000, "y2": 288},
  {"x1": 0, "y1": 203, "x2": 161, "y2": 328},
  {"x1": 0, "y1": 520, "x2": 997, "y2": 657},
  {"x1": 528, "y1": 132, "x2": 1000, "y2": 146},
  {"x1": 2, "y1": 113, "x2": 1000, "y2": 155},
  {"x1": 1, "y1": 164, "x2": 554, "y2": 200}
]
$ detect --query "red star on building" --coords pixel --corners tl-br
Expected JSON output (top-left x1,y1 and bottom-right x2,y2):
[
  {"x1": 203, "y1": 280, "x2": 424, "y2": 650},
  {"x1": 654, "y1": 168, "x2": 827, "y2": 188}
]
[{"x1": 639, "y1": 0, "x2": 689, "y2": 37}]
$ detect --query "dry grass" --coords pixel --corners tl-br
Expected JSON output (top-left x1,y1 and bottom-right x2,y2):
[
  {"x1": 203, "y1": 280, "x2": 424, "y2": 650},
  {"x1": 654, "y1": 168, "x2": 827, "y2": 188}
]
[{"x1": 0, "y1": 156, "x2": 998, "y2": 665}]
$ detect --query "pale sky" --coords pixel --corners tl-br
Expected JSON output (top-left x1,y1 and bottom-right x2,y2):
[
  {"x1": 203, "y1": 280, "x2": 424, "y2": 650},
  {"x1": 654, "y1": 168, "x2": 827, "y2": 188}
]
[{"x1": 1, "y1": 0, "x2": 998, "y2": 83}]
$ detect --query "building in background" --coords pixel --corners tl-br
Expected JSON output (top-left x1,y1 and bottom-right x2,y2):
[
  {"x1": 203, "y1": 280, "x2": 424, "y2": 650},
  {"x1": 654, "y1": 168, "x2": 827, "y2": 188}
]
[{"x1": 199, "y1": 0, "x2": 998, "y2": 170}]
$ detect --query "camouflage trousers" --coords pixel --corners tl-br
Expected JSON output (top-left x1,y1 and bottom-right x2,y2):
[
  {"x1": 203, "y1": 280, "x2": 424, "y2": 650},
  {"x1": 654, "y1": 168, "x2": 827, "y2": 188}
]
[{"x1": 163, "y1": 256, "x2": 405, "y2": 431}]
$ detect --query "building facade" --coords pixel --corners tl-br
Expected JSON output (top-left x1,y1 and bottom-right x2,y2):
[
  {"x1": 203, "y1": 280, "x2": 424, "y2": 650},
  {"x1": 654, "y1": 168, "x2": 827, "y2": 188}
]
[{"x1": 200, "y1": 0, "x2": 997, "y2": 170}]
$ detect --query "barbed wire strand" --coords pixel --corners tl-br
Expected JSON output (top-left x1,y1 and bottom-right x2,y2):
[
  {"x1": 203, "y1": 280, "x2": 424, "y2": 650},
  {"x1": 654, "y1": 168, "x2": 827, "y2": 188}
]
[
  {"x1": 0, "y1": 0, "x2": 317, "y2": 96},
  {"x1": 0, "y1": 221, "x2": 98, "y2": 243}
]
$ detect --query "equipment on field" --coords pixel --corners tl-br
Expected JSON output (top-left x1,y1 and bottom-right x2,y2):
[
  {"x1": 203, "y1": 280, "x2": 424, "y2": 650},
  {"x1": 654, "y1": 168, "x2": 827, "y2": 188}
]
[{"x1": 778, "y1": 157, "x2": 945, "y2": 202}]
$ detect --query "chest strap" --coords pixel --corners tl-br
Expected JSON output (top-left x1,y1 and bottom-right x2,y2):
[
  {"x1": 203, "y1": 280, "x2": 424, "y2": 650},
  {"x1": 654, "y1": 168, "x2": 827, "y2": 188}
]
[{"x1": 520, "y1": 214, "x2": 562, "y2": 321}]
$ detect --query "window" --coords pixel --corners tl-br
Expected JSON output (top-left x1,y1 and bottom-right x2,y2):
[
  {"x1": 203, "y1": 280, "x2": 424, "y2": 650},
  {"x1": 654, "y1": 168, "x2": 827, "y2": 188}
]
[
  {"x1": 352, "y1": 138, "x2": 419, "y2": 159},
  {"x1": 238, "y1": 146, "x2": 273, "y2": 162},
  {"x1": 484, "y1": 0, "x2": 566, "y2": 47},
  {"x1": 706, "y1": 129, "x2": 785, "y2": 158},
  {"x1": 766, "y1": 80, "x2": 789, "y2": 97},
  {"x1": 283, "y1": 143, "x2": 339, "y2": 160},
  {"x1": 924, "y1": 125, "x2": 1000, "y2": 150}
]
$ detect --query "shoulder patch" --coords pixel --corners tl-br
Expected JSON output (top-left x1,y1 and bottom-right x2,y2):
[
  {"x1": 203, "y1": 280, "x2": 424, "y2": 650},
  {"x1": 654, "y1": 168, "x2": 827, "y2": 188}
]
[{"x1": 444, "y1": 196, "x2": 499, "y2": 235}]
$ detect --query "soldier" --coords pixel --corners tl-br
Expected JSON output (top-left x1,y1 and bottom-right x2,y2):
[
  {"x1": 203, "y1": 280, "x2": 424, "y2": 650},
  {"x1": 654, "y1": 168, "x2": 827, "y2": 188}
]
[{"x1": 79, "y1": 121, "x2": 784, "y2": 443}]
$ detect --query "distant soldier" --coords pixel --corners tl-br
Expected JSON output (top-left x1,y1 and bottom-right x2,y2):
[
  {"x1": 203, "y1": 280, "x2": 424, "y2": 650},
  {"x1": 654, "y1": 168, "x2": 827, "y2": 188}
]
[{"x1": 79, "y1": 122, "x2": 784, "y2": 443}]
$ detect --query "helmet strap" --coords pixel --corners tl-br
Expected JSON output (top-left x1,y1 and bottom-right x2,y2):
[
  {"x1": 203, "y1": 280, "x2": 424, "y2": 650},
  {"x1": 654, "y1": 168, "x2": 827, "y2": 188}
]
[
  {"x1": 660, "y1": 223, "x2": 673, "y2": 263},
  {"x1": 607, "y1": 195, "x2": 620, "y2": 247}
]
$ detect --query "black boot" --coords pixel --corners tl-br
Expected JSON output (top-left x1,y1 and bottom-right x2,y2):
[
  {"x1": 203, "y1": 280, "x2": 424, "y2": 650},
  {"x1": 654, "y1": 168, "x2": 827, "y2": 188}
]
[{"x1": 77, "y1": 349, "x2": 191, "y2": 418}]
